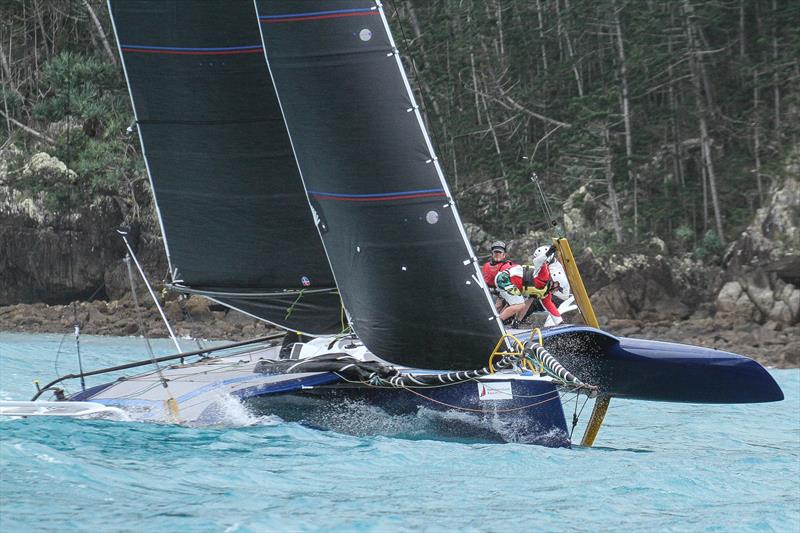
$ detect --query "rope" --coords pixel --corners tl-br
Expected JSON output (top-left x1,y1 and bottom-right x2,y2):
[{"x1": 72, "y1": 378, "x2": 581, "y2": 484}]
[
  {"x1": 284, "y1": 288, "x2": 304, "y2": 320},
  {"x1": 401, "y1": 386, "x2": 562, "y2": 414}
]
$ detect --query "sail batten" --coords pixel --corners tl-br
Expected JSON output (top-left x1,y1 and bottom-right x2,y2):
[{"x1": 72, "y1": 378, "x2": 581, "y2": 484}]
[{"x1": 108, "y1": 0, "x2": 341, "y2": 335}]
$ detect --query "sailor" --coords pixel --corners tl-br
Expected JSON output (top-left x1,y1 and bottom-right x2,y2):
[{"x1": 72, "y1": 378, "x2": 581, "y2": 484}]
[
  {"x1": 531, "y1": 245, "x2": 570, "y2": 302},
  {"x1": 548, "y1": 260, "x2": 571, "y2": 303},
  {"x1": 482, "y1": 240, "x2": 516, "y2": 312},
  {"x1": 494, "y1": 248, "x2": 563, "y2": 328},
  {"x1": 482, "y1": 240, "x2": 514, "y2": 287}
]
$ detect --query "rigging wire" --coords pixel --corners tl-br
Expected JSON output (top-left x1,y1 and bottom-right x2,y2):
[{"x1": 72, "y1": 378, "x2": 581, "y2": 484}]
[
  {"x1": 52, "y1": 331, "x2": 70, "y2": 392},
  {"x1": 530, "y1": 172, "x2": 562, "y2": 234},
  {"x1": 125, "y1": 254, "x2": 156, "y2": 361},
  {"x1": 123, "y1": 250, "x2": 180, "y2": 420},
  {"x1": 569, "y1": 393, "x2": 591, "y2": 441}
]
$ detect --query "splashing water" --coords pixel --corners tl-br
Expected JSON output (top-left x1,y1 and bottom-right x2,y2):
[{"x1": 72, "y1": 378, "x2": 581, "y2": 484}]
[{"x1": 1, "y1": 333, "x2": 798, "y2": 532}]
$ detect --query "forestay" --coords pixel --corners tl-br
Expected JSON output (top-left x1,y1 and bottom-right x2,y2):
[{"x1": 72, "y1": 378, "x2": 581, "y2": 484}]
[
  {"x1": 255, "y1": 0, "x2": 504, "y2": 368},
  {"x1": 108, "y1": 0, "x2": 342, "y2": 334}
]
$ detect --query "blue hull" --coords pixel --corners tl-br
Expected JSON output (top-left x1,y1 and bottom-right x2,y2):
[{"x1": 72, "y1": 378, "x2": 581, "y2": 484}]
[
  {"x1": 528, "y1": 325, "x2": 784, "y2": 403},
  {"x1": 245, "y1": 378, "x2": 571, "y2": 447}
]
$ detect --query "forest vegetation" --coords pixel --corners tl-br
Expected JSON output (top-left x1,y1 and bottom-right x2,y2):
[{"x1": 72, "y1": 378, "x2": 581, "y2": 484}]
[{"x1": 1, "y1": 0, "x2": 798, "y2": 260}]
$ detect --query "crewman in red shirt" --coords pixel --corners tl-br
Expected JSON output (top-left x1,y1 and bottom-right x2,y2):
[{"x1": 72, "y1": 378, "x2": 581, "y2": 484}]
[
  {"x1": 482, "y1": 240, "x2": 515, "y2": 312},
  {"x1": 482, "y1": 240, "x2": 514, "y2": 287},
  {"x1": 494, "y1": 247, "x2": 563, "y2": 328}
]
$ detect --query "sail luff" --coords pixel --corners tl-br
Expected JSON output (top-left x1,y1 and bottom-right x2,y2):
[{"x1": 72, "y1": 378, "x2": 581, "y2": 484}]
[
  {"x1": 106, "y1": 0, "x2": 176, "y2": 278},
  {"x1": 373, "y1": 3, "x2": 505, "y2": 335},
  {"x1": 253, "y1": 2, "x2": 354, "y2": 335}
]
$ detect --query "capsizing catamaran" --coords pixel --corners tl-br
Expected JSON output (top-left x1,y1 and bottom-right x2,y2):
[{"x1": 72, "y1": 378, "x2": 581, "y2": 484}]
[{"x1": 2, "y1": 1, "x2": 783, "y2": 448}]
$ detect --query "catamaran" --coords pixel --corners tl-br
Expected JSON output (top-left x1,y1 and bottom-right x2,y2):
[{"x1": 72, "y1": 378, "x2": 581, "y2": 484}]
[{"x1": 1, "y1": 1, "x2": 783, "y2": 448}]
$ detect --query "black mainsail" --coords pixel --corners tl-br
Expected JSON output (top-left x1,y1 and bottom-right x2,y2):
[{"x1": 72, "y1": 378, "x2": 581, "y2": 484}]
[
  {"x1": 108, "y1": 0, "x2": 342, "y2": 334},
  {"x1": 255, "y1": 1, "x2": 504, "y2": 368}
]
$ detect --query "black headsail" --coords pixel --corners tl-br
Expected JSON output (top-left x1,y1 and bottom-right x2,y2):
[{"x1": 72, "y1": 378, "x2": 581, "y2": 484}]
[
  {"x1": 108, "y1": 0, "x2": 342, "y2": 334},
  {"x1": 255, "y1": 1, "x2": 504, "y2": 368}
]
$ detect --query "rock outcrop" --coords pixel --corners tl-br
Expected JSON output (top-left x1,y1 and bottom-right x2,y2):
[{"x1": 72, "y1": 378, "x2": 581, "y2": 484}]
[
  {"x1": 0, "y1": 149, "x2": 166, "y2": 306},
  {"x1": 715, "y1": 161, "x2": 800, "y2": 327}
]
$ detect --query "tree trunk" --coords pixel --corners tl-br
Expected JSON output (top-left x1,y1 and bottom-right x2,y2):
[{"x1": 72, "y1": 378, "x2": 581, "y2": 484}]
[
  {"x1": 771, "y1": 0, "x2": 781, "y2": 139},
  {"x1": 739, "y1": 0, "x2": 746, "y2": 59},
  {"x1": 612, "y1": 0, "x2": 636, "y2": 241},
  {"x1": 556, "y1": 0, "x2": 584, "y2": 97},
  {"x1": 701, "y1": 163, "x2": 708, "y2": 232},
  {"x1": 479, "y1": 74, "x2": 506, "y2": 179},
  {"x1": 82, "y1": 0, "x2": 117, "y2": 66},
  {"x1": 683, "y1": 0, "x2": 726, "y2": 244},
  {"x1": 494, "y1": 0, "x2": 504, "y2": 58},
  {"x1": 753, "y1": 69, "x2": 764, "y2": 205},
  {"x1": 604, "y1": 127, "x2": 625, "y2": 244},
  {"x1": 0, "y1": 39, "x2": 11, "y2": 84},
  {"x1": 470, "y1": 52, "x2": 482, "y2": 125},
  {"x1": 535, "y1": 0, "x2": 548, "y2": 76}
]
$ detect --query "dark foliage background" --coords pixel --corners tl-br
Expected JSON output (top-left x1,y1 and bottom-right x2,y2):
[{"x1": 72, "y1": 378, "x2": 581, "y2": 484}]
[{"x1": 1, "y1": 0, "x2": 798, "y2": 258}]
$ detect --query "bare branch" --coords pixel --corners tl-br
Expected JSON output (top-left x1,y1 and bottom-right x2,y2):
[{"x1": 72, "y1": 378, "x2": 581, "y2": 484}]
[
  {"x1": 474, "y1": 88, "x2": 572, "y2": 129},
  {"x1": 0, "y1": 109, "x2": 56, "y2": 144}
]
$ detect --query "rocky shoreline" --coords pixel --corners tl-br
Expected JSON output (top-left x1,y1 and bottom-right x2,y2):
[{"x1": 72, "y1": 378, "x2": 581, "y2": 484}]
[
  {"x1": 1, "y1": 296, "x2": 797, "y2": 369},
  {"x1": 2, "y1": 151, "x2": 797, "y2": 371}
]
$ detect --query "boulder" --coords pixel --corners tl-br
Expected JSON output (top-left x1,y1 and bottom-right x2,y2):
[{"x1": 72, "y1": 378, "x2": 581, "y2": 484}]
[
  {"x1": 464, "y1": 222, "x2": 490, "y2": 253},
  {"x1": 588, "y1": 255, "x2": 692, "y2": 321},
  {"x1": 717, "y1": 281, "x2": 743, "y2": 313},
  {"x1": 768, "y1": 301, "x2": 793, "y2": 324},
  {"x1": 22, "y1": 152, "x2": 78, "y2": 184},
  {"x1": 733, "y1": 293, "x2": 759, "y2": 321},
  {"x1": 787, "y1": 288, "x2": 800, "y2": 321},
  {"x1": 182, "y1": 297, "x2": 214, "y2": 322},
  {"x1": 1, "y1": 158, "x2": 166, "y2": 307},
  {"x1": 562, "y1": 185, "x2": 595, "y2": 236}
]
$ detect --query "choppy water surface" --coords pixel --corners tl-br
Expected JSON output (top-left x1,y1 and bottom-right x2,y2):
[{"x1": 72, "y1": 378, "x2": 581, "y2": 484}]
[{"x1": 1, "y1": 332, "x2": 798, "y2": 532}]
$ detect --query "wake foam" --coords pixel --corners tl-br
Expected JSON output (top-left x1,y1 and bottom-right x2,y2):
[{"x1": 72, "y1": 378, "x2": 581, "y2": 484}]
[{"x1": 187, "y1": 393, "x2": 283, "y2": 428}]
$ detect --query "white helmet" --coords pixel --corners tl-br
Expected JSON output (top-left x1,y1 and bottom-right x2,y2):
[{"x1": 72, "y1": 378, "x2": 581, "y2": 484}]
[
  {"x1": 531, "y1": 245, "x2": 551, "y2": 274},
  {"x1": 549, "y1": 262, "x2": 571, "y2": 300}
]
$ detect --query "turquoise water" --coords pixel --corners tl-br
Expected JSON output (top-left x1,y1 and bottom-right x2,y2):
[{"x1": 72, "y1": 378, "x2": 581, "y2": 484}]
[{"x1": 1, "y1": 332, "x2": 798, "y2": 532}]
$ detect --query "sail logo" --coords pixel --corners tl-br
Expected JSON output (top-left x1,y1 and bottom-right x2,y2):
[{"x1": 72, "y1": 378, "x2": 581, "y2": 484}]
[
  {"x1": 301, "y1": 276, "x2": 311, "y2": 287},
  {"x1": 477, "y1": 382, "x2": 513, "y2": 401}
]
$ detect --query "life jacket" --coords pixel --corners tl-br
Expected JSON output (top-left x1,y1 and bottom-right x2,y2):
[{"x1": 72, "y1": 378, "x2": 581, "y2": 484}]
[
  {"x1": 513, "y1": 263, "x2": 549, "y2": 289},
  {"x1": 513, "y1": 264, "x2": 561, "y2": 317},
  {"x1": 482, "y1": 259, "x2": 514, "y2": 287}
]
